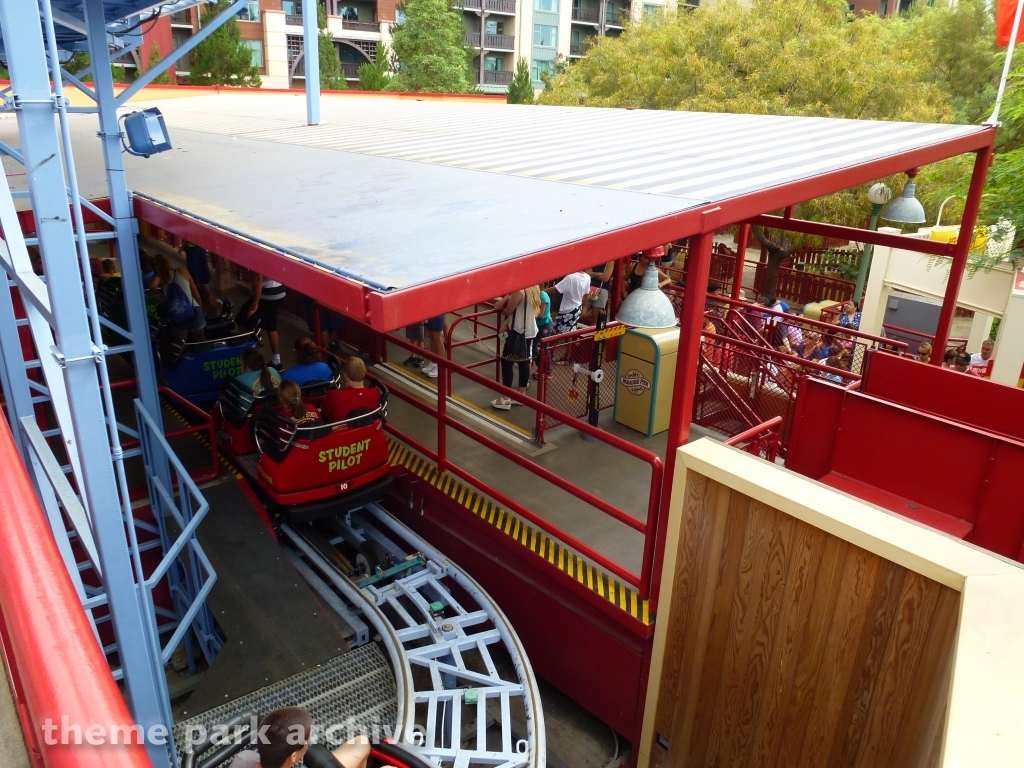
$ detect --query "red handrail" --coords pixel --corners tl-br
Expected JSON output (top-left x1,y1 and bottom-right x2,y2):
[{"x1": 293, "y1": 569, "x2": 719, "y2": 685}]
[
  {"x1": 444, "y1": 307, "x2": 502, "y2": 380},
  {"x1": 374, "y1": 321, "x2": 664, "y2": 598},
  {"x1": 724, "y1": 415, "x2": 784, "y2": 448},
  {"x1": 881, "y1": 322, "x2": 969, "y2": 348},
  {"x1": 107, "y1": 379, "x2": 220, "y2": 488},
  {"x1": 0, "y1": 415, "x2": 152, "y2": 768}
]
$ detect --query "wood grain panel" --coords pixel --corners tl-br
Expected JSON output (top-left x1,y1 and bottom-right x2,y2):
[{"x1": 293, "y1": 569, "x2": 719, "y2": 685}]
[{"x1": 651, "y1": 472, "x2": 961, "y2": 768}]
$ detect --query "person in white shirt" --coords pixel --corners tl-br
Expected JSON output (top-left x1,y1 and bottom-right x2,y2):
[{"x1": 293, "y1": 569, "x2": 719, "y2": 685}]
[
  {"x1": 552, "y1": 271, "x2": 590, "y2": 335},
  {"x1": 969, "y1": 339, "x2": 995, "y2": 377}
]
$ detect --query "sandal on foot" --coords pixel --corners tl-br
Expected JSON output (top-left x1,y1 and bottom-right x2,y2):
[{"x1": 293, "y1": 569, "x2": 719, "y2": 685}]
[{"x1": 490, "y1": 397, "x2": 512, "y2": 411}]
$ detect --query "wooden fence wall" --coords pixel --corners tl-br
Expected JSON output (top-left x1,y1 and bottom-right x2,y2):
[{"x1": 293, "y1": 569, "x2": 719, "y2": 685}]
[{"x1": 647, "y1": 472, "x2": 959, "y2": 768}]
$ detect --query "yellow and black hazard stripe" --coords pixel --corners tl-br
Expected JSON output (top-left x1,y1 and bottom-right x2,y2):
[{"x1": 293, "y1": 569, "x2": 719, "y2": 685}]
[
  {"x1": 162, "y1": 397, "x2": 241, "y2": 480},
  {"x1": 388, "y1": 440, "x2": 652, "y2": 625}
]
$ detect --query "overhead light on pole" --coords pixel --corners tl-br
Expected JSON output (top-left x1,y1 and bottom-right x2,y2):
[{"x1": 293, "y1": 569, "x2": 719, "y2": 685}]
[
  {"x1": 881, "y1": 169, "x2": 926, "y2": 225},
  {"x1": 616, "y1": 250, "x2": 678, "y2": 329},
  {"x1": 853, "y1": 182, "x2": 891, "y2": 305}
]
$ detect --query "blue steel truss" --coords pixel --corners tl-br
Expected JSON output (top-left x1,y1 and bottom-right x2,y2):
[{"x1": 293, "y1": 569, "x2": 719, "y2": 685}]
[{"x1": 0, "y1": 1, "x2": 317, "y2": 765}]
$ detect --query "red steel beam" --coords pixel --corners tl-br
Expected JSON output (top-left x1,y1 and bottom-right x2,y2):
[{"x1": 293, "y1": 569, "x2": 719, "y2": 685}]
[
  {"x1": 649, "y1": 230, "x2": 715, "y2": 613},
  {"x1": 133, "y1": 196, "x2": 371, "y2": 324},
  {"x1": 0, "y1": 416, "x2": 152, "y2": 768},
  {"x1": 931, "y1": 146, "x2": 994, "y2": 363},
  {"x1": 731, "y1": 223, "x2": 749, "y2": 300},
  {"x1": 747, "y1": 214, "x2": 955, "y2": 257}
]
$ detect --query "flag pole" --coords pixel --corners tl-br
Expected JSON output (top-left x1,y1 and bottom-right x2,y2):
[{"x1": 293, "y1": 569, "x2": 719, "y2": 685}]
[{"x1": 988, "y1": 0, "x2": 1024, "y2": 125}]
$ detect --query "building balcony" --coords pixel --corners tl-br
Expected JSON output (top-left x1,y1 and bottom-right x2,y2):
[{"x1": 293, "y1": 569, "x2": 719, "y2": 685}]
[
  {"x1": 569, "y1": 41, "x2": 590, "y2": 56},
  {"x1": 285, "y1": 13, "x2": 304, "y2": 25},
  {"x1": 342, "y1": 62, "x2": 361, "y2": 78},
  {"x1": 571, "y1": 7, "x2": 599, "y2": 23},
  {"x1": 474, "y1": 70, "x2": 513, "y2": 85},
  {"x1": 169, "y1": 9, "x2": 193, "y2": 26},
  {"x1": 461, "y1": 0, "x2": 517, "y2": 15},
  {"x1": 606, "y1": 10, "x2": 626, "y2": 26},
  {"x1": 338, "y1": 19, "x2": 379, "y2": 32},
  {"x1": 465, "y1": 32, "x2": 515, "y2": 50}
]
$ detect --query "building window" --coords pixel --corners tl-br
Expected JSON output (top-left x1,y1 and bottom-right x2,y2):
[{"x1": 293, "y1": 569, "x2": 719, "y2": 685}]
[
  {"x1": 395, "y1": 8, "x2": 406, "y2": 23},
  {"x1": 486, "y1": 19, "x2": 506, "y2": 34},
  {"x1": 237, "y1": 0, "x2": 260, "y2": 21},
  {"x1": 684, "y1": 0, "x2": 699, "y2": 5},
  {"x1": 287, "y1": 35, "x2": 303, "y2": 64},
  {"x1": 281, "y1": 0, "x2": 298, "y2": 13},
  {"x1": 535, "y1": 0, "x2": 558, "y2": 11},
  {"x1": 531, "y1": 59, "x2": 553, "y2": 81},
  {"x1": 241, "y1": 39, "x2": 263, "y2": 67},
  {"x1": 336, "y1": 5, "x2": 359, "y2": 19},
  {"x1": 485, "y1": 55, "x2": 505, "y2": 71},
  {"x1": 643, "y1": 3, "x2": 663, "y2": 17},
  {"x1": 533, "y1": 24, "x2": 557, "y2": 47}
]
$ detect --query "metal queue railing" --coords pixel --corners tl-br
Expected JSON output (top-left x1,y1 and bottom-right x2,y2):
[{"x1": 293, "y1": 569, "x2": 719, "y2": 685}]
[
  {"x1": 311, "y1": 306, "x2": 665, "y2": 600},
  {"x1": 723, "y1": 415, "x2": 783, "y2": 463}
]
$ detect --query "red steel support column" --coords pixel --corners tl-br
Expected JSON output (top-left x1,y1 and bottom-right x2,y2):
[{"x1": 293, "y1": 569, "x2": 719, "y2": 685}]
[
  {"x1": 731, "y1": 223, "x2": 750, "y2": 300},
  {"x1": 649, "y1": 231, "x2": 714, "y2": 613},
  {"x1": 930, "y1": 146, "x2": 994, "y2": 364},
  {"x1": 0, "y1": 416, "x2": 152, "y2": 768}
]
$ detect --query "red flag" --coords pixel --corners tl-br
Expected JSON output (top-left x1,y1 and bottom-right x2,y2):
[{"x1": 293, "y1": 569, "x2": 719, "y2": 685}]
[{"x1": 997, "y1": 0, "x2": 1024, "y2": 47}]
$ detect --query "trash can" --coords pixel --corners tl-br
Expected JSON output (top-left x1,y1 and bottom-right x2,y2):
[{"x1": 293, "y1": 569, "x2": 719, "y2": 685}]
[{"x1": 614, "y1": 327, "x2": 679, "y2": 437}]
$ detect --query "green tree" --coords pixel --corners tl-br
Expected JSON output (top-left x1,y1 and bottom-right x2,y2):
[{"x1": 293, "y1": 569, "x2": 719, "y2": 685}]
[
  {"x1": 388, "y1": 0, "x2": 472, "y2": 93},
  {"x1": 189, "y1": 0, "x2": 261, "y2": 87},
  {"x1": 145, "y1": 42, "x2": 171, "y2": 85},
  {"x1": 506, "y1": 57, "x2": 534, "y2": 104},
  {"x1": 540, "y1": 0, "x2": 1008, "y2": 296},
  {"x1": 358, "y1": 42, "x2": 394, "y2": 91},
  {"x1": 317, "y1": 2, "x2": 348, "y2": 90}
]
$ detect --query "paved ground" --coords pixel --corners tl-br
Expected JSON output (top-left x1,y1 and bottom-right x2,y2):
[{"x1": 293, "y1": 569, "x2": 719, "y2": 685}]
[{"x1": 0, "y1": 668, "x2": 30, "y2": 768}]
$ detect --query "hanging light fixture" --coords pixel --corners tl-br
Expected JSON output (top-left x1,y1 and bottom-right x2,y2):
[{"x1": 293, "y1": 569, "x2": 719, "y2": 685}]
[
  {"x1": 881, "y1": 169, "x2": 926, "y2": 225},
  {"x1": 616, "y1": 252, "x2": 678, "y2": 329}
]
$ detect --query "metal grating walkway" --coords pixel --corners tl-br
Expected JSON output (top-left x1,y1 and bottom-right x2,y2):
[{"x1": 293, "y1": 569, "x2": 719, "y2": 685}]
[{"x1": 173, "y1": 645, "x2": 397, "y2": 760}]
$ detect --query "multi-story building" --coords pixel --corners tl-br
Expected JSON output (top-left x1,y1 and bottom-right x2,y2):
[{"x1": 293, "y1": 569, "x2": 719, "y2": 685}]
[
  {"x1": 140, "y1": 0, "x2": 829, "y2": 96},
  {"x1": 142, "y1": 0, "x2": 397, "y2": 89}
]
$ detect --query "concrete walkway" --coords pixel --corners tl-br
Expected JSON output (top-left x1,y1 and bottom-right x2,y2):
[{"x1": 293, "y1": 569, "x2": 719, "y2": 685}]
[{"x1": 0, "y1": 665, "x2": 30, "y2": 768}]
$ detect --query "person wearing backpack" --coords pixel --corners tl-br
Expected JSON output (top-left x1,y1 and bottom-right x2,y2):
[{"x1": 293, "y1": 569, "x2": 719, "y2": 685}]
[{"x1": 155, "y1": 254, "x2": 206, "y2": 341}]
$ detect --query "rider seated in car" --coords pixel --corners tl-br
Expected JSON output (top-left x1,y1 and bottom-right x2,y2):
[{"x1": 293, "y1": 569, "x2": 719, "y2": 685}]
[
  {"x1": 321, "y1": 357, "x2": 380, "y2": 423},
  {"x1": 277, "y1": 380, "x2": 321, "y2": 426},
  {"x1": 237, "y1": 347, "x2": 281, "y2": 395},
  {"x1": 283, "y1": 337, "x2": 333, "y2": 386}
]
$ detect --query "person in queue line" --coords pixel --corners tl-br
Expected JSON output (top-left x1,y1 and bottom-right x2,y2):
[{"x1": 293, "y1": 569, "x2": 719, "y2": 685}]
[
  {"x1": 823, "y1": 353, "x2": 851, "y2": 383},
  {"x1": 403, "y1": 322, "x2": 426, "y2": 368},
  {"x1": 942, "y1": 348, "x2": 957, "y2": 368},
  {"x1": 182, "y1": 240, "x2": 214, "y2": 315},
  {"x1": 491, "y1": 286, "x2": 540, "y2": 410},
  {"x1": 969, "y1": 339, "x2": 995, "y2": 377},
  {"x1": 532, "y1": 286, "x2": 553, "y2": 379},
  {"x1": 581, "y1": 261, "x2": 614, "y2": 324},
  {"x1": 237, "y1": 347, "x2": 281, "y2": 395},
  {"x1": 284, "y1": 337, "x2": 333, "y2": 386},
  {"x1": 552, "y1": 269, "x2": 591, "y2": 335},
  {"x1": 838, "y1": 300, "x2": 861, "y2": 331},
  {"x1": 322, "y1": 357, "x2": 380, "y2": 423},
  {"x1": 421, "y1": 315, "x2": 446, "y2": 380},
  {"x1": 154, "y1": 253, "x2": 207, "y2": 342},
  {"x1": 623, "y1": 247, "x2": 672, "y2": 298},
  {"x1": 246, "y1": 274, "x2": 286, "y2": 367},
  {"x1": 226, "y1": 707, "x2": 393, "y2": 768},
  {"x1": 915, "y1": 342, "x2": 933, "y2": 362}
]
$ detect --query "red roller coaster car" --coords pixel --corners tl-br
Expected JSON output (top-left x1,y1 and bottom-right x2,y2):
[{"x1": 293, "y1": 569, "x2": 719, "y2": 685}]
[{"x1": 215, "y1": 375, "x2": 393, "y2": 523}]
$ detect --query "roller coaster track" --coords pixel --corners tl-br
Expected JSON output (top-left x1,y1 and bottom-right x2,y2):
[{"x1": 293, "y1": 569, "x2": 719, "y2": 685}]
[{"x1": 281, "y1": 503, "x2": 545, "y2": 768}]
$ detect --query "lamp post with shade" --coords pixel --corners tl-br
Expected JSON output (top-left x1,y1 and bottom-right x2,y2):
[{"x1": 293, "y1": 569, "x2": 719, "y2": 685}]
[{"x1": 852, "y1": 182, "x2": 893, "y2": 305}]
